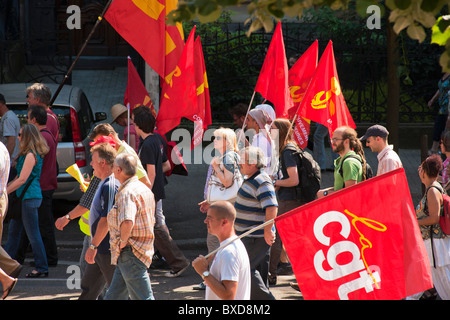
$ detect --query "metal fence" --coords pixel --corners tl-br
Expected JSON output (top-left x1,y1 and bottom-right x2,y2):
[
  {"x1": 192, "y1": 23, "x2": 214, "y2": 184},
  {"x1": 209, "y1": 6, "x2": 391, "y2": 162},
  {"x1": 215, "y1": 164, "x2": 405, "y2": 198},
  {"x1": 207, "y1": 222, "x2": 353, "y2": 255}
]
[
  {"x1": 1, "y1": 19, "x2": 443, "y2": 124},
  {"x1": 196, "y1": 21, "x2": 442, "y2": 123}
]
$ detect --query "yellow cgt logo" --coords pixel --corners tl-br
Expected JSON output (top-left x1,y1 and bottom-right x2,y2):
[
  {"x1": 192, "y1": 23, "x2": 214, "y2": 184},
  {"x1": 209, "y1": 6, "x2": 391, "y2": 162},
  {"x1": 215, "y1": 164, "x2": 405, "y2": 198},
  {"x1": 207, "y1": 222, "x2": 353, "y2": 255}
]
[{"x1": 311, "y1": 77, "x2": 341, "y2": 116}]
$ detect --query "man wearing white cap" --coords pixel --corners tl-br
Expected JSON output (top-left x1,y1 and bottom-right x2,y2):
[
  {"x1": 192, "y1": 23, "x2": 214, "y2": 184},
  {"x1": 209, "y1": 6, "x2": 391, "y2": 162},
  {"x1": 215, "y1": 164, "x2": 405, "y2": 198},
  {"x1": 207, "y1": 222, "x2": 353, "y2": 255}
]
[{"x1": 359, "y1": 124, "x2": 402, "y2": 175}]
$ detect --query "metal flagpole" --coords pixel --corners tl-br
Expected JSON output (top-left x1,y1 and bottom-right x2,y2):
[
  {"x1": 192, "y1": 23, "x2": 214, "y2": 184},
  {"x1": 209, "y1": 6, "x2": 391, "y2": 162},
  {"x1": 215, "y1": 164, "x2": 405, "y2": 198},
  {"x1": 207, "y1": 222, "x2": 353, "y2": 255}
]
[{"x1": 49, "y1": 0, "x2": 114, "y2": 106}]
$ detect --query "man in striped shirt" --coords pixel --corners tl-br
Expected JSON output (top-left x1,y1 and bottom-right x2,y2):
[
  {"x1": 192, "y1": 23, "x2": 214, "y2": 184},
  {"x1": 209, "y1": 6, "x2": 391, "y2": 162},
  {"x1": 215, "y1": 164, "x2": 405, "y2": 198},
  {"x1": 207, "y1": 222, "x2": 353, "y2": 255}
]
[
  {"x1": 360, "y1": 124, "x2": 403, "y2": 175},
  {"x1": 235, "y1": 146, "x2": 277, "y2": 300}
]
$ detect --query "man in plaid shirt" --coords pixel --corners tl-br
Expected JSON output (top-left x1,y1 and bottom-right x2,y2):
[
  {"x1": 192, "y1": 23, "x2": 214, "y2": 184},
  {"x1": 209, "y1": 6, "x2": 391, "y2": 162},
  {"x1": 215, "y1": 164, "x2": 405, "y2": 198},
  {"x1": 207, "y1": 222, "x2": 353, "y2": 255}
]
[{"x1": 104, "y1": 153, "x2": 155, "y2": 300}]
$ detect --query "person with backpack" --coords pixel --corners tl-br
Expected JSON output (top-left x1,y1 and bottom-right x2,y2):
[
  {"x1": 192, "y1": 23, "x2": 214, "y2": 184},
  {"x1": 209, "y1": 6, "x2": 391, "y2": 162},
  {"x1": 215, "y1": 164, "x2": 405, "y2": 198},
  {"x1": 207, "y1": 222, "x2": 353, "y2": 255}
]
[
  {"x1": 268, "y1": 119, "x2": 301, "y2": 285},
  {"x1": 408, "y1": 154, "x2": 450, "y2": 300},
  {"x1": 317, "y1": 126, "x2": 367, "y2": 198}
]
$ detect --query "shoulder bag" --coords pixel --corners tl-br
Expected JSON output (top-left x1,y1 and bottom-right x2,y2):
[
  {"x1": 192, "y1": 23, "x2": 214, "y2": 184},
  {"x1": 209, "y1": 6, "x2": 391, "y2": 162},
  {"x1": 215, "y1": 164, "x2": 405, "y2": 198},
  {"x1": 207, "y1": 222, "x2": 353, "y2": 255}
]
[
  {"x1": 206, "y1": 153, "x2": 243, "y2": 203},
  {"x1": 7, "y1": 176, "x2": 35, "y2": 221}
]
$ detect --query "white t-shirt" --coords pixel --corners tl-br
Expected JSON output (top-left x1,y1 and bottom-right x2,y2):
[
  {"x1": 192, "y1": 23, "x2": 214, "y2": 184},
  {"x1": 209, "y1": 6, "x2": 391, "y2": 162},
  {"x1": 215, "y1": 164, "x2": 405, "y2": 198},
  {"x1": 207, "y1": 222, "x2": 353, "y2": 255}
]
[{"x1": 205, "y1": 235, "x2": 251, "y2": 300}]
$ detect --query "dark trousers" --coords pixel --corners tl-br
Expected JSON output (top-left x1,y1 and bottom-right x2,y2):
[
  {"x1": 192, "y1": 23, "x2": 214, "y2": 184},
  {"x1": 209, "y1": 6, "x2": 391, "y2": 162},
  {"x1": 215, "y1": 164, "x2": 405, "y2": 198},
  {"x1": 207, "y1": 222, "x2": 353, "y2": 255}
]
[
  {"x1": 242, "y1": 237, "x2": 275, "y2": 300},
  {"x1": 16, "y1": 189, "x2": 58, "y2": 265},
  {"x1": 79, "y1": 252, "x2": 116, "y2": 300}
]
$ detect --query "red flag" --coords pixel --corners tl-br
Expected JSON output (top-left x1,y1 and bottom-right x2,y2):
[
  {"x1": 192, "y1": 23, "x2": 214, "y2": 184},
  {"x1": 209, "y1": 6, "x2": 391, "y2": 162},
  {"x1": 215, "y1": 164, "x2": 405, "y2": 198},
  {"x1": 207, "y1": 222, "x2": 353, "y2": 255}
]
[
  {"x1": 156, "y1": 26, "x2": 198, "y2": 135},
  {"x1": 275, "y1": 168, "x2": 432, "y2": 300},
  {"x1": 124, "y1": 57, "x2": 156, "y2": 117},
  {"x1": 288, "y1": 40, "x2": 318, "y2": 118},
  {"x1": 288, "y1": 40, "x2": 318, "y2": 149},
  {"x1": 163, "y1": 0, "x2": 185, "y2": 85},
  {"x1": 298, "y1": 40, "x2": 355, "y2": 136},
  {"x1": 105, "y1": 0, "x2": 166, "y2": 77},
  {"x1": 254, "y1": 22, "x2": 293, "y2": 119},
  {"x1": 188, "y1": 36, "x2": 211, "y2": 150}
]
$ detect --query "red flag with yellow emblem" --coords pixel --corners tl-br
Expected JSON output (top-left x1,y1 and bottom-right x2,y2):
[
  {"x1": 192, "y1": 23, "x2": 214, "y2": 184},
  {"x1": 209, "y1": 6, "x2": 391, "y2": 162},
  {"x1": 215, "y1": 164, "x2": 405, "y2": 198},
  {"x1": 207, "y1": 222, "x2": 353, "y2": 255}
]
[
  {"x1": 288, "y1": 40, "x2": 318, "y2": 148},
  {"x1": 298, "y1": 41, "x2": 355, "y2": 135},
  {"x1": 156, "y1": 26, "x2": 198, "y2": 135},
  {"x1": 187, "y1": 36, "x2": 211, "y2": 149},
  {"x1": 163, "y1": 0, "x2": 185, "y2": 84},
  {"x1": 124, "y1": 56, "x2": 156, "y2": 116},
  {"x1": 275, "y1": 168, "x2": 432, "y2": 300},
  {"x1": 105, "y1": 0, "x2": 166, "y2": 77},
  {"x1": 105, "y1": 0, "x2": 185, "y2": 81}
]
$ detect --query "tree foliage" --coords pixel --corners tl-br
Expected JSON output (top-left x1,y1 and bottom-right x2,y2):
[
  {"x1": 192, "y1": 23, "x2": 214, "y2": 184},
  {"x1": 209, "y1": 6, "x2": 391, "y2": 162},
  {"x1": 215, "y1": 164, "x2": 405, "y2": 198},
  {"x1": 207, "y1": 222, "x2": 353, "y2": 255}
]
[{"x1": 167, "y1": 0, "x2": 450, "y2": 71}]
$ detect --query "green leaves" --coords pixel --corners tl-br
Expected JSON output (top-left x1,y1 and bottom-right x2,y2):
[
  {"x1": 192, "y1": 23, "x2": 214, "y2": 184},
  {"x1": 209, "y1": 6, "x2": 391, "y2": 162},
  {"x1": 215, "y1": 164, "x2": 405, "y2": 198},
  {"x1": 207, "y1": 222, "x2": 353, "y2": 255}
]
[
  {"x1": 432, "y1": 15, "x2": 450, "y2": 45},
  {"x1": 166, "y1": 0, "x2": 450, "y2": 72}
]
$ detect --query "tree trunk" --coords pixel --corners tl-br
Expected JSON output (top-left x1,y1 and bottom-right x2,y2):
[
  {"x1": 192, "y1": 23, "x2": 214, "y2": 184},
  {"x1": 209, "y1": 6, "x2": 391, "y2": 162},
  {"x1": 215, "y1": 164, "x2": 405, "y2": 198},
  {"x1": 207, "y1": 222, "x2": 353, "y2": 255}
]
[{"x1": 386, "y1": 11, "x2": 400, "y2": 152}]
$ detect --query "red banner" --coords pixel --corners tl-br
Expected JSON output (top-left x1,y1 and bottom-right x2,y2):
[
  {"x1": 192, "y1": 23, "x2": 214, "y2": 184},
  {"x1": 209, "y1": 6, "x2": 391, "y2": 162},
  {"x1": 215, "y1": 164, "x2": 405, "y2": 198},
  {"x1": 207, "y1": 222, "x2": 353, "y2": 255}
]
[
  {"x1": 292, "y1": 116, "x2": 310, "y2": 150},
  {"x1": 275, "y1": 168, "x2": 432, "y2": 300}
]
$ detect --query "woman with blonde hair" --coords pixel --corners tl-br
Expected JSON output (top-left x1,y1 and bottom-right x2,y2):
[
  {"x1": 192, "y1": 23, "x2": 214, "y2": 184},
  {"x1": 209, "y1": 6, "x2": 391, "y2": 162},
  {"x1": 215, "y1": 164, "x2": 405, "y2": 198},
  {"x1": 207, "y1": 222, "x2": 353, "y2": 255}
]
[
  {"x1": 5, "y1": 123, "x2": 49, "y2": 278},
  {"x1": 196, "y1": 128, "x2": 243, "y2": 289}
]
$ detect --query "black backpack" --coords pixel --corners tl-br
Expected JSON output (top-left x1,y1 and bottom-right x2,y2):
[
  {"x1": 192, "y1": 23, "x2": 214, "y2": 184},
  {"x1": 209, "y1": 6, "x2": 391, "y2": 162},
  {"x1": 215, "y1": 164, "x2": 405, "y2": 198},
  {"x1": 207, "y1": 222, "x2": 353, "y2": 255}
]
[
  {"x1": 281, "y1": 145, "x2": 321, "y2": 203},
  {"x1": 338, "y1": 154, "x2": 373, "y2": 188}
]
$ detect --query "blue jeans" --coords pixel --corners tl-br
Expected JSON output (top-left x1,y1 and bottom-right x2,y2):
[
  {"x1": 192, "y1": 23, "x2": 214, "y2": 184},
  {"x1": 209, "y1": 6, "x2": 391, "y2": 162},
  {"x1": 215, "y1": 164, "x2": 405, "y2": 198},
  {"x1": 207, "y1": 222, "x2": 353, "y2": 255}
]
[
  {"x1": 313, "y1": 123, "x2": 338, "y2": 169},
  {"x1": 6, "y1": 198, "x2": 48, "y2": 273},
  {"x1": 104, "y1": 246, "x2": 154, "y2": 300}
]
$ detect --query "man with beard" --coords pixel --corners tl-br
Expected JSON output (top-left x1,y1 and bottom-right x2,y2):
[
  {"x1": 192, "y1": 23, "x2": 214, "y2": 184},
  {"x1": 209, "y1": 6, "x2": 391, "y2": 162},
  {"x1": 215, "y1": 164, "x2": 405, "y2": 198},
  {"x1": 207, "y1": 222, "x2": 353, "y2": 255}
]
[{"x1": 317, "y1": 126, "x2": 367, "y2": 198}]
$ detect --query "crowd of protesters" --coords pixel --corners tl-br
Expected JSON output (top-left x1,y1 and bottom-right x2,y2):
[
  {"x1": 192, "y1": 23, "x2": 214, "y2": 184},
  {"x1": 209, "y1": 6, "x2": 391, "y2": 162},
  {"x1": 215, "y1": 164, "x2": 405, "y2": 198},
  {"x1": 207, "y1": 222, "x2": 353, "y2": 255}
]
[{"x1": 0, "y1": 83, "x2": 449, "y2": 300}]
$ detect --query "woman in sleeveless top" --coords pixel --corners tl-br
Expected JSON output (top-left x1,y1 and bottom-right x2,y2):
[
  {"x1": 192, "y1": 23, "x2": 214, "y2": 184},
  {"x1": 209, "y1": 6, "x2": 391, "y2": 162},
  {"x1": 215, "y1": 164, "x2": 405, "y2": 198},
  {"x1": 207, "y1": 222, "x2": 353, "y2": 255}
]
[
  {"x1": 409, "y1": 155, "x2": 450, "y2": 300},
  {"x1": 5, "y1": 124, "x2": 49, "y2": 278}
]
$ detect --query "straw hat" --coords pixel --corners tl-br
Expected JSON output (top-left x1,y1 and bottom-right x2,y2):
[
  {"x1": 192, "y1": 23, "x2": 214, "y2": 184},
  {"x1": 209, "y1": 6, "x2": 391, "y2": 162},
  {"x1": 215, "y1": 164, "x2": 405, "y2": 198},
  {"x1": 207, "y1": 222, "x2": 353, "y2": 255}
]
[{"x1": 110, "y1": 104, "x2": 127, "y2": 123}]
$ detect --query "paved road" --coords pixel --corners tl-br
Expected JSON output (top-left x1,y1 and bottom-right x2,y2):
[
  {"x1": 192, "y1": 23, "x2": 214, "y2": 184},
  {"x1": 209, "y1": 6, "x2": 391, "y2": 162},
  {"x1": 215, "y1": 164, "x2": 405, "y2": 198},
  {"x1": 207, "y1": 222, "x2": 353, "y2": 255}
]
[
  {"x1": 2, "y1": 214, "x2": 301, "y2": 301},
  {"x1": 1, "y1": 67, "x2": 425, "y2": 301}
]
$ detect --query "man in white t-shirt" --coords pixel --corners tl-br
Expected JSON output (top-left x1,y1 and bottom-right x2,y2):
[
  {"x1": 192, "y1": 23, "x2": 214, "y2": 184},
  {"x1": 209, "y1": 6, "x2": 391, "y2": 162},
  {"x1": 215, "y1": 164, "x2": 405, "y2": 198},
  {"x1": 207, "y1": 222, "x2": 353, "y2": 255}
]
[{"x1": 192, "y1": 201, "x2": 251, "y2": 300}]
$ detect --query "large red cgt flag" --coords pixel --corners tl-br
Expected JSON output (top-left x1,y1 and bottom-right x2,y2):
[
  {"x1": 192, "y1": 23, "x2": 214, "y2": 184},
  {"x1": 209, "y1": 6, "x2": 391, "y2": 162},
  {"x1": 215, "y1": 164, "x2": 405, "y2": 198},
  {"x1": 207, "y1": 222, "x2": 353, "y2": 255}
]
[
  {"x1": 254, "y1": 22, "x2": 293, "y2": 119},
  {"x1": 298, "y1": 40, "x2": 355, "y2": 136},
  {"x1": 124, "y1": 56, "x2": 156, "y2": 117},
  {"x1": 275, "y1": 168, "x2": 432, "y2": 300},
  {"x1": 187, "y1": 36, "x2": 211, "y2": 149},
  {"x1": 288, "y1": 40, "x2": 318, "y2": 149},
  {"x1": 156, "y1": 26, "x2": 198, "y2": 135},
  {"x1": 105, "y1": 0, "x2": 166, "y2": 77}
]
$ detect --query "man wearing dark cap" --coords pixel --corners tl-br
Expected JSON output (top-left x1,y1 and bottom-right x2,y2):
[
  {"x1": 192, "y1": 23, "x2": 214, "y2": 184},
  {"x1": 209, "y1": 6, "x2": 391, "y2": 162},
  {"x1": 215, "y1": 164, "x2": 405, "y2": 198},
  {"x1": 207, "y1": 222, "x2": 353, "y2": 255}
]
[{"x1": 360, "y1": 125, "x2": 402, "y2": 175}]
